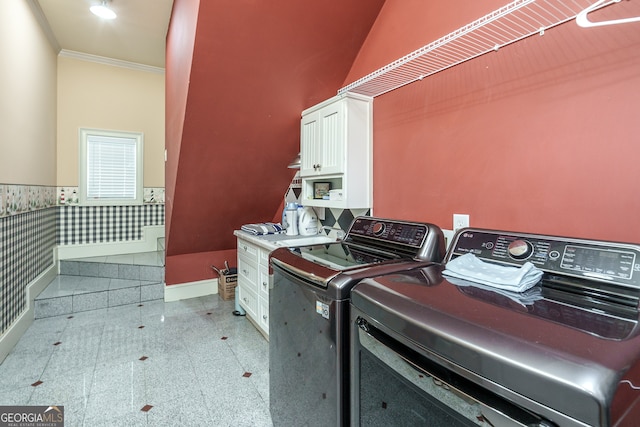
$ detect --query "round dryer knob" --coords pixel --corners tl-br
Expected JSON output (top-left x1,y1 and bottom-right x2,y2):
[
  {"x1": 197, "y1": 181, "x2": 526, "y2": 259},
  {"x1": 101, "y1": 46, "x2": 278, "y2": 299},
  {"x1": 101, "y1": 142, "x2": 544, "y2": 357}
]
[
  {"x1": 508, "y1": 239, "x2": 534, "y2": 260},
  {"x1": 372, "y1": 222, "x2": 386, "y2": 236}
]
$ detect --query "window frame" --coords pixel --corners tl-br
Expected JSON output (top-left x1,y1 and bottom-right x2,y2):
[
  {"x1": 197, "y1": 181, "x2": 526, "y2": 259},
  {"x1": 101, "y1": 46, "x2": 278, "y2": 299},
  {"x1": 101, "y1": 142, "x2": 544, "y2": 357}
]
[{"x1": 78, "y1": 128, "x2": 144, "y2": 206}]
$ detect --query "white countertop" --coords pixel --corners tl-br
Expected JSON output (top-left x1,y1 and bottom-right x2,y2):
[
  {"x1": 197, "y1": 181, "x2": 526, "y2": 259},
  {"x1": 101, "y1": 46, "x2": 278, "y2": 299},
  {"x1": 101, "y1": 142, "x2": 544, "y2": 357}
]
[{"x1": 233, "y1": 230, "x2": 336, "y2": 252}]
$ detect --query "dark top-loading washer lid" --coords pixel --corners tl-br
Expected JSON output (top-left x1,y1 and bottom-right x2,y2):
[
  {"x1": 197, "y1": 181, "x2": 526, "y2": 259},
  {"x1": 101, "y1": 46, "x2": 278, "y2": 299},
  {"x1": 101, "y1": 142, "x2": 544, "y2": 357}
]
[
  {"x1": 271, "y1": 241, "x2": 404, "y2": 277},
  {"x1": 295, "y1": 241, "x2": 406, "y2": 269},
  {"x1": 270, "y1": 241, "x2": 434, "y2": 299},
  {"x1": 351, "y1": 264, "x2": 640, "y2": 427}
]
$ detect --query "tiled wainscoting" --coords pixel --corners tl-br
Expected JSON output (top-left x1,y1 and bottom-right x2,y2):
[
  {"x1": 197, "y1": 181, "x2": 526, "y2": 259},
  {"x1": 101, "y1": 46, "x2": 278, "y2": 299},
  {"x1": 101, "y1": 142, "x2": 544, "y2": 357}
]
[
  {"x1": 321, "y1": 207, "x2": 371, "y2": 232},
  {"x1": 0, "y1": 208, "x2": 56, "y2": 334},
  {"x1": 57, "y1": 205, "x2": 164, "y2": 245}
]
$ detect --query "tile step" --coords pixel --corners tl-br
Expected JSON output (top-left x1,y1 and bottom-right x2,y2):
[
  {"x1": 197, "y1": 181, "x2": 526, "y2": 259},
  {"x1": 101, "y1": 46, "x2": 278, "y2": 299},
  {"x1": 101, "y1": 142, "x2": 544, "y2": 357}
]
[
  {"x1": 60, "y1": 259, "x2": 164, "y2": 282},
  {"x1": 35, "y1": 275, "x2": 164, "y2": 319}
]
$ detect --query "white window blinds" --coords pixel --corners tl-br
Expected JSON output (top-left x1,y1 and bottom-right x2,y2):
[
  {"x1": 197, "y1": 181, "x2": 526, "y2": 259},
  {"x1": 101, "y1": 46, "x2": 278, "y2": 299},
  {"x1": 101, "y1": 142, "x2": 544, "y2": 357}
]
[
  {"x1": 79, "y1": 128, "x2": 144, "y2": 205},
  {"x1": 87, "y1": 135, "x2": 137, "y2": 199}
]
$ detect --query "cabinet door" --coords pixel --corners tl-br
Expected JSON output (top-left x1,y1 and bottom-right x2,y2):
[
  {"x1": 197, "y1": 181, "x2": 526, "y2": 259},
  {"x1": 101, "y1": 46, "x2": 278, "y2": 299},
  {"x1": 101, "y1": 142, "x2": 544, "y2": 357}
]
[
  {"x1": 258, "y1": 269, "x2": 269, "y2": 300},
  {"x1": 317, "y1": 100, "x2": 345, "y2": 175},
  {"x1": 258, "y1": 300, "x2": 269, "y2": 335},
  {"x1": 300, "y1": 111, "x2": 320, "y2": 177}
]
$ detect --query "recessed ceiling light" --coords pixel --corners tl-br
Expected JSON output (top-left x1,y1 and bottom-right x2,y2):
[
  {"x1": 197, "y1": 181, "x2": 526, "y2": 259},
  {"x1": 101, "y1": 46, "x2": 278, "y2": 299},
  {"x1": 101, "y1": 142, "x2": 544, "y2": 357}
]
[{"x1": 90, "y1": 0, "x2": 117, "y2": 20}]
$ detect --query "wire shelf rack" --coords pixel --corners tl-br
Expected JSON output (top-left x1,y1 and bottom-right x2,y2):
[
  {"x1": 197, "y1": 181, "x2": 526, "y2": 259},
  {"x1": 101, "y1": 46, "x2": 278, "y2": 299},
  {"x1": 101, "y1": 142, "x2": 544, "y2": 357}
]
[{"x1": 338, "y1": 0, "x2": 603, "y2": 97}]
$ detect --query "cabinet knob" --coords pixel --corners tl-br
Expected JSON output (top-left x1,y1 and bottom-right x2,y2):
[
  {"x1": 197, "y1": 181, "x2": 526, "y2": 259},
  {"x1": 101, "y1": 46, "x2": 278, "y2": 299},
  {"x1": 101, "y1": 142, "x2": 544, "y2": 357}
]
[
  {"x1": 263, "y1": 315, "x2": 268, "y2": 320},
  {"x1": 262, "y1": 282, "x2": 267, "y2": 287}
]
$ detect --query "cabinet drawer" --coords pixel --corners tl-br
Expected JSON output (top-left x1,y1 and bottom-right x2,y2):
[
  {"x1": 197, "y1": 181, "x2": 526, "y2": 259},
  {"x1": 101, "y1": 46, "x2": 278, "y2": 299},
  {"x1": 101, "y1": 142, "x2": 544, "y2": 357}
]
[
  {"x1": 258, "y1": 299, "x2": 269, "y2": 335},
  {"x1": 238, "y1": 286, "x2": 258, "y2": 320},
  {"x1": 238, "y1": 257, "x2": 258, "y2": 292},
  {"x1": 238, "y1": 240, "x2": 259, "y2": 263}
]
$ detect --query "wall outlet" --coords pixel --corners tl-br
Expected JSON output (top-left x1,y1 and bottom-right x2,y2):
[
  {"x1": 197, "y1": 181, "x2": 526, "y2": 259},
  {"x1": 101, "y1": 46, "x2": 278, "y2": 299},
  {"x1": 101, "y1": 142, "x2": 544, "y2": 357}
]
[{"x1": 453, "y1": 214, "x2": 469, "y2": 231}]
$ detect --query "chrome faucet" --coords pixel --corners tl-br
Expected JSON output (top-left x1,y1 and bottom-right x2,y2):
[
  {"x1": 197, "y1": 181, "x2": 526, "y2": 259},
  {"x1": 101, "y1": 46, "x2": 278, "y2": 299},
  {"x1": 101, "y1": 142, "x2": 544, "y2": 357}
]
[{"x1": 321, "y1": 226, "x2": 345, "y2": 240}]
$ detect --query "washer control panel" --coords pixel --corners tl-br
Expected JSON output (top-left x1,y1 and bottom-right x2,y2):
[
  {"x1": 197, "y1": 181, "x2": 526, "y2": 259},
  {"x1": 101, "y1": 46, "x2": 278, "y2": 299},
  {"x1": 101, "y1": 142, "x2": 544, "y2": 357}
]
[
  {"x1": 347, "y1": 216, "x2": 428, "y2": 248},
  {"x1": 447, "y1": 228, "x2": 640, "y2": 287}
]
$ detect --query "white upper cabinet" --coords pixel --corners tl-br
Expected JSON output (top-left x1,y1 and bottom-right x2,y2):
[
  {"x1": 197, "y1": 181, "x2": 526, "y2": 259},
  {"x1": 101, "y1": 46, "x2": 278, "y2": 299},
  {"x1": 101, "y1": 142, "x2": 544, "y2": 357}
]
[
  {"x1": 300, "y1": 100, "x2": 345, "y2": 177},
  {"x1": 300, "y1": 93, "x2": 372, "y2": 209}
]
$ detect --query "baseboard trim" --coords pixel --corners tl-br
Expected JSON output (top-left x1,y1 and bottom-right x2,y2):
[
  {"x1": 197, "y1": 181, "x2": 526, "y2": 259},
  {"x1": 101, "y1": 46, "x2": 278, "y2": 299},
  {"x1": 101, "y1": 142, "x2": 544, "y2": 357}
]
[
  {"x1": 0, "y1": 262, "x2": 58, "y2": 363},
  {"x1": 57, "y1": 225, "x2": 164, "y2": 260},
  {"x1": 164, "y1": 278, "x2": 218, "y2": 302}
]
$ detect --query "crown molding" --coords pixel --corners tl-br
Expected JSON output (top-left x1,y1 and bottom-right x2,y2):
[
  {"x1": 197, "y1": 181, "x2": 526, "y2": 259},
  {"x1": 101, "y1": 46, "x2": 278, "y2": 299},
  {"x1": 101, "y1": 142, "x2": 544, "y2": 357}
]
[
  {"x1": 26, "y1": 0, "x2": 61, "y2": 53},
  {"x1": 59, "y1": 50, "x2": 165, "y2": 74}
]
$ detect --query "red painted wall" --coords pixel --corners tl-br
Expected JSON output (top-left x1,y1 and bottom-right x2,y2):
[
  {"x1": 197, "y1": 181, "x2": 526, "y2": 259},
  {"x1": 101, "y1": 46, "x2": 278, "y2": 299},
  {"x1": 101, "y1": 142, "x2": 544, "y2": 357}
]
[
  {"x1": 344, "y1": 0, "x2": 640, "y2": 243},
  {"x1": 165, "y1": 0, "x2": 198, "y2": 258},
  {"x1": 165, "y1": 0, "x2": 385, "y2": 284}
]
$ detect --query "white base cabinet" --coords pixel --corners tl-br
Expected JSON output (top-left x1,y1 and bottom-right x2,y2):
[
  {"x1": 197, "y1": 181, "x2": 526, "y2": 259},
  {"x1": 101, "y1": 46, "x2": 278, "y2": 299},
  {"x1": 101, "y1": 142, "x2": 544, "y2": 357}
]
[
  {"x1": 236, "y1": 236, "x2": 271, "y2": 338},
  {"x1": 233, "y1": 231, "x2": 340, "y2": 338}
]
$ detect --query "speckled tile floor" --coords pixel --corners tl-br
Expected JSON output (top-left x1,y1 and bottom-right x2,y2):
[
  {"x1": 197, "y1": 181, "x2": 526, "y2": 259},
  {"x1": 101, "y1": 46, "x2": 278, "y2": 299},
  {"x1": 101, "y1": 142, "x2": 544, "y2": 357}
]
[{"x1": 0, "y1": 296, "x2": 272, "y2": 426}]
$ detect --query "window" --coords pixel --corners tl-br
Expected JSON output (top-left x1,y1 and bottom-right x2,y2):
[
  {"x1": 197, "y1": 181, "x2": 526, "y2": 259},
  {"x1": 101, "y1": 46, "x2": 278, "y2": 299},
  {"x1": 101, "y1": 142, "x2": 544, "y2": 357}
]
[{"x1": 79, "y1": 128, "x2": 144, "y2": 205}]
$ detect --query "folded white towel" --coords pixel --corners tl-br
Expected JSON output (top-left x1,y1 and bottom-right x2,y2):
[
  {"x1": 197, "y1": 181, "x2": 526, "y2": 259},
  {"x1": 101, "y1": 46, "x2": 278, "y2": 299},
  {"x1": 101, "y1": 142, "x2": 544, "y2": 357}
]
[
  {"x1": 443, "y1": 253, "x2": 543, "y2": 293},
  {"x1": 240, "y1": 223, "x2": 284, "y2": 235}
]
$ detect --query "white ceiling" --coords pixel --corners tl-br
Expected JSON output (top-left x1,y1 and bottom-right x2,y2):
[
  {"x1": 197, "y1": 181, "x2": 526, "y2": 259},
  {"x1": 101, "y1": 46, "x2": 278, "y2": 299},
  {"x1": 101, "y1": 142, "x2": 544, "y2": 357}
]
[{"x1": 33, "y1": 0, "x2": 174, "y2": 70}]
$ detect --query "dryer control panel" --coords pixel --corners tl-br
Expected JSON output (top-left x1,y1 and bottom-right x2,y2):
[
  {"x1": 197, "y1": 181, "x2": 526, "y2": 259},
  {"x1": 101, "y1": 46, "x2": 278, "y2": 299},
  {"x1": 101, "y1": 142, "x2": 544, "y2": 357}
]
[{"x1": 446, "y1": 228, "x2": 640, "y2": 288}]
